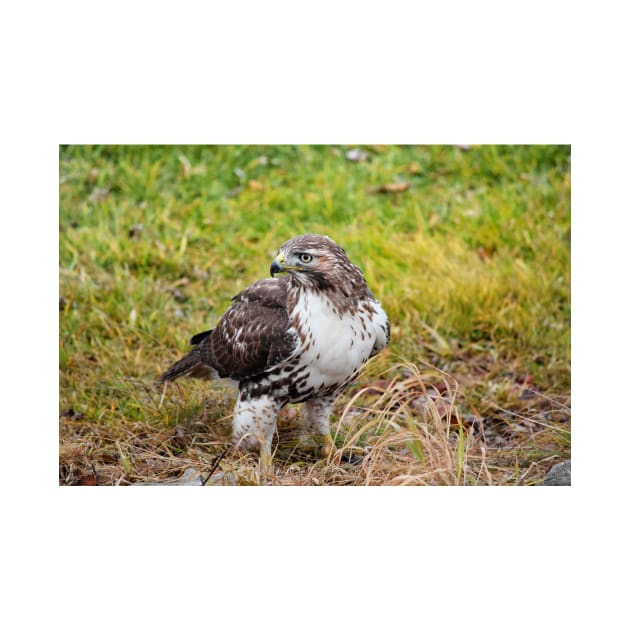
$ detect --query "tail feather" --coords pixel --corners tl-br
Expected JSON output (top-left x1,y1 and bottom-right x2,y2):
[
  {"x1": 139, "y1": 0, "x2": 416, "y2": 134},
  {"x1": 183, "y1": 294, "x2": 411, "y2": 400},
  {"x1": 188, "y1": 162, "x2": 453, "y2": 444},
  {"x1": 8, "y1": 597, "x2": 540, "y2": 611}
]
[{"x1": 159, "y1": 348, "x2": 218, "y2": 384}]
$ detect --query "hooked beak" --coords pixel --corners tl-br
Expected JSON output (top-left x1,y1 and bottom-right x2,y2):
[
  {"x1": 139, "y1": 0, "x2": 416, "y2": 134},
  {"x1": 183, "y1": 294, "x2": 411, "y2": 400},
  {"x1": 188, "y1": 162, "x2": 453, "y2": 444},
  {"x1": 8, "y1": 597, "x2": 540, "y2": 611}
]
[{"x1": 270, "y1": 253, "x2": 285, "y2": 277}]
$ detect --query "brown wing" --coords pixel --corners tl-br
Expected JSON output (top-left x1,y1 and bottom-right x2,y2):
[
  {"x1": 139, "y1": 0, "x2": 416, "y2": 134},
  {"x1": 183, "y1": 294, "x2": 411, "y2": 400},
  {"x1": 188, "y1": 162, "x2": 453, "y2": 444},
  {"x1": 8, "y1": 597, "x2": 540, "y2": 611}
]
[{"x1": 198, "y1": 277, "x2": 297, "y2": 380}]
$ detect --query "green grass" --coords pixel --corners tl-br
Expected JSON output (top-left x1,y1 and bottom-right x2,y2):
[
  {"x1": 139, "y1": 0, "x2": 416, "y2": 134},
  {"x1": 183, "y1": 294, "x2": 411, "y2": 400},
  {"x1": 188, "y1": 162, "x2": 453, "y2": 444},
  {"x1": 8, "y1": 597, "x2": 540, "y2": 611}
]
[{"x1": 59, "y1": 145, "x2": 570, "y2": 485}]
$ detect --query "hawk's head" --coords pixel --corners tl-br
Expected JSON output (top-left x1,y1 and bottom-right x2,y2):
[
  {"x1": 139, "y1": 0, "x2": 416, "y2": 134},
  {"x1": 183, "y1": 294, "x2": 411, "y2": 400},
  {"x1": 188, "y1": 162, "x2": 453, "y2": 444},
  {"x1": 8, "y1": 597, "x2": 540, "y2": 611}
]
[{"x1": 270, "y1": 233, "x2": 367, "y2": 295}]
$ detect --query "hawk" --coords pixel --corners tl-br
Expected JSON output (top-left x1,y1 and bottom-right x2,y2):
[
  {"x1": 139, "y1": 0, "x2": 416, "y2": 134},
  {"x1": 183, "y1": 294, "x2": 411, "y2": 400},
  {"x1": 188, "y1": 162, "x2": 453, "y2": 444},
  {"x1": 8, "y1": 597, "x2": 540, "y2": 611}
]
[{"x1": 159, "y1": 233, "x2": 389, "y2": 465}]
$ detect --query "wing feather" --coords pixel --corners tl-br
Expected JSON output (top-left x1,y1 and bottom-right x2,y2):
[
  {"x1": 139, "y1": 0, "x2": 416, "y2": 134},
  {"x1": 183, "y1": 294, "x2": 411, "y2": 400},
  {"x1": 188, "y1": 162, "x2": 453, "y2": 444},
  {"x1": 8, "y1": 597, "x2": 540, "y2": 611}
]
[{"x1": 199, "y1": 277, "x2": 296, "y2": 379}]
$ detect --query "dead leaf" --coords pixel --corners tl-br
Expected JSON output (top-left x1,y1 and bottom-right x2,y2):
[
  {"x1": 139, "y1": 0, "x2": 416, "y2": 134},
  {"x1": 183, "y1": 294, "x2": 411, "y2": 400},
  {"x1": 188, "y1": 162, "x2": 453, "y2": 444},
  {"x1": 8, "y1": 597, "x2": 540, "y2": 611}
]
[
  {"x1": 419, "y1": 380, "x2": 448, "y2": 394},
  {"x1": 476, "y1": 247, "x2": 491, "y2": 262},
  {"x1": 128, "y1": 223, "x2": 144, "y2": 238},
  {"x1": 248, "y1": 180, "x2": 264, "y2": 191},
  {"x1": 461, "y1": 414, "x2": 482, "y2": 430},
  {"x1": 86, "y1": 168, "x2": 99, "y2": 184},
  {"x1": 431, "y1": 399, "x2": 452, "y2": 419},
  {"x1": 100, "y1": 451, "x2": 119, "y2": 464},
  {"x1": 362, "y1": 379, "x2": 393, "y2": 396},
  {"x1": 515, "y1": 373, "x2": 534, "y2": 386},
  {"x1": 89, "y1": 187, "x2": 110, "y2": 203},
  {"x1": 428, "y1": 212, "x2": 440, "y2": 228},
  {"x1": 172, "y1": 277, "x2": 190, "y2": 287},
  {"x1": 369, "y1": 182, "x2": 409, "y2": 194},
  {"x1": 76, "y1": 474, "x2": 98, "y2": 486},
  {"x1": 169, "y1": 287, "x2": 188, "y2": 303},
  {"x1": 447, "y1": 414, "x2": 481, "y2": 433}
]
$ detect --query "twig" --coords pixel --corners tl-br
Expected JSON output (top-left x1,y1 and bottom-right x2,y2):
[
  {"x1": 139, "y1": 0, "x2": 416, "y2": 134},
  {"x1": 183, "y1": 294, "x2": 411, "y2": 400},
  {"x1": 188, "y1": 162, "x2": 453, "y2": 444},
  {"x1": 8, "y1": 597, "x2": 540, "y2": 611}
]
[
  {"x1": 490, "y1": 403, "x2": 571, "y2": 434},
  {"x1": 202, "y1": 445, "x2": 231, "y2": 486},
  {"x1": 524, "y1": 389, "x2": 571, "y2": 411},
  {"x1": 159, "y1": 381, "x2": 168, "y2": 408}
]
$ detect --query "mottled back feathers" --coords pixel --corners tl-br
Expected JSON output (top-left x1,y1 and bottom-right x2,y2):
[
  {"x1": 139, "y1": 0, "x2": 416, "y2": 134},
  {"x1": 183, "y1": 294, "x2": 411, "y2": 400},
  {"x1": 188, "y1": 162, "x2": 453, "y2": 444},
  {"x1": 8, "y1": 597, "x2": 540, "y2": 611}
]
[{"x1": 198, "y1": 278, "x2": 297, "y2": 380}]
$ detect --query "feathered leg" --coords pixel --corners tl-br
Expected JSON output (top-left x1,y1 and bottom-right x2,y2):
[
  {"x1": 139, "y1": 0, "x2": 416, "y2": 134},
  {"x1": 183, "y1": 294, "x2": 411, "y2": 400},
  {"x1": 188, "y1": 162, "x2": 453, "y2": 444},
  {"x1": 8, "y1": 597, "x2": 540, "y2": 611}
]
[
  {"x1": 299, "y1": 395, "x2": 336, "y2": 457},
  {"x1": 232, "y1": 393, "x2": 284, "y2": 468}
]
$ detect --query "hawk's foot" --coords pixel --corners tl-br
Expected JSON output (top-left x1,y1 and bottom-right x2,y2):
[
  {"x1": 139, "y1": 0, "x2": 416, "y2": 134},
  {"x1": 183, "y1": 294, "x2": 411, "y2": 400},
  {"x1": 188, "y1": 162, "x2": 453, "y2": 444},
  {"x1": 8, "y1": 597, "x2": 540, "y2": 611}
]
[{"x1": 296, "y1": 433, "x2": 335, "y2": 459}]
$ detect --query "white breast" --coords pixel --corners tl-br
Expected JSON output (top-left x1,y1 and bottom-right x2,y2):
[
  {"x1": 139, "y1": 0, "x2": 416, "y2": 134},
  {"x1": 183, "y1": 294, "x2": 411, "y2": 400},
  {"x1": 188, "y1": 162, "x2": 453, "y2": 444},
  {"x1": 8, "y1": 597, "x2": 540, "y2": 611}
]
[{"x1": 291, "y1": 291, "x2": 387, "y2": 390}]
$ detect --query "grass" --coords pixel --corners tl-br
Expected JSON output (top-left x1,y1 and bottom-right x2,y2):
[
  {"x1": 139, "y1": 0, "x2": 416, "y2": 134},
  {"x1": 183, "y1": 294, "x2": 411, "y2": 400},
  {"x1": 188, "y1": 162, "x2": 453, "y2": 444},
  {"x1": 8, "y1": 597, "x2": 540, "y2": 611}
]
[{"x1": 59, "y1": 144, "x2": 570, "y2": 485}]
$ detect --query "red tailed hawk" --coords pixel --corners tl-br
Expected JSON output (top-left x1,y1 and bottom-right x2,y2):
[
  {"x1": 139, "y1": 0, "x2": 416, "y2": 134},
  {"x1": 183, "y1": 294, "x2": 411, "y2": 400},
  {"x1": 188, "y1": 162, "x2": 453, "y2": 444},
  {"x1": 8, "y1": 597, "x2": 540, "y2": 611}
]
[{"x1": 159, "y1": 234, "x2": 389, "y2": 465}]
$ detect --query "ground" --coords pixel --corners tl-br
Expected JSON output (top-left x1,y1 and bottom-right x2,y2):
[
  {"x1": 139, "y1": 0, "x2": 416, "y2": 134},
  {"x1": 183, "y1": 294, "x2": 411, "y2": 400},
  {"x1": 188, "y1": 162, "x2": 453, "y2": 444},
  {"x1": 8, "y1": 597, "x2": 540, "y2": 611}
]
[{"x1": 59, "y1": 144, "x2": 570, "y2": 485}]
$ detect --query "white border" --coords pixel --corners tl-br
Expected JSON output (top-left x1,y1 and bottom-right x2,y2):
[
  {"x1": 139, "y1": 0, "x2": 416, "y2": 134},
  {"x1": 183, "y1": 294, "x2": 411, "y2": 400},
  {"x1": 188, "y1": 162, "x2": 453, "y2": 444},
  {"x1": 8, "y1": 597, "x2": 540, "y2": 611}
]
[{"x1": 4, "y1": 1, "x2": 628, "y2": 628}]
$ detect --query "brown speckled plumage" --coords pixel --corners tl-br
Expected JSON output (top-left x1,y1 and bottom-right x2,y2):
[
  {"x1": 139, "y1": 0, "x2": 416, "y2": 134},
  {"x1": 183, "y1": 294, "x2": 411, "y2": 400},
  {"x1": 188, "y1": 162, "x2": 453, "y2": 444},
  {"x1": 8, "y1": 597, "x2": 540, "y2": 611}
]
[{"x1": 160, "y1": 234, "x2": 389, "y2": 459}]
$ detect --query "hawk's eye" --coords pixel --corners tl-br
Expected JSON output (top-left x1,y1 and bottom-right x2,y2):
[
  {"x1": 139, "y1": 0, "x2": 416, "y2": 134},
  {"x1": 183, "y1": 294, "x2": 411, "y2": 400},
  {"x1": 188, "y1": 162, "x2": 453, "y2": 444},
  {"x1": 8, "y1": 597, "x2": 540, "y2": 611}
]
[{"x1": 298, "y1": 253, "x2": 313, "y2": 263}]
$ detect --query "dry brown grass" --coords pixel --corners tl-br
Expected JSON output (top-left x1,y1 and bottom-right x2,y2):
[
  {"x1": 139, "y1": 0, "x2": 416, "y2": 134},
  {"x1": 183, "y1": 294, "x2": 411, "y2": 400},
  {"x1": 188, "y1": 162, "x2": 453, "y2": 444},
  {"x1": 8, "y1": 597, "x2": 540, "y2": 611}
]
[{"x1": 59, "y1": 359, "x2": 570, "y2": 486}]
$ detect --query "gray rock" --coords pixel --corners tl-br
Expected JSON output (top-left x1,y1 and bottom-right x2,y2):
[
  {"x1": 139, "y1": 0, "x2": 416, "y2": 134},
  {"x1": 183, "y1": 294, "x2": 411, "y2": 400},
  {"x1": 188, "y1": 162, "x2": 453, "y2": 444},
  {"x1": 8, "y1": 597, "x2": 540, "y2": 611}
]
[
  {"x1": 540, "y1": 460, "x2": 571, "y2": 486},
  {"x1": 132, "y1": 467, "x2": 241, "y2": 486},
  {"x1": 131, "y1": 467, "x2": 204, "y2": 486}
]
